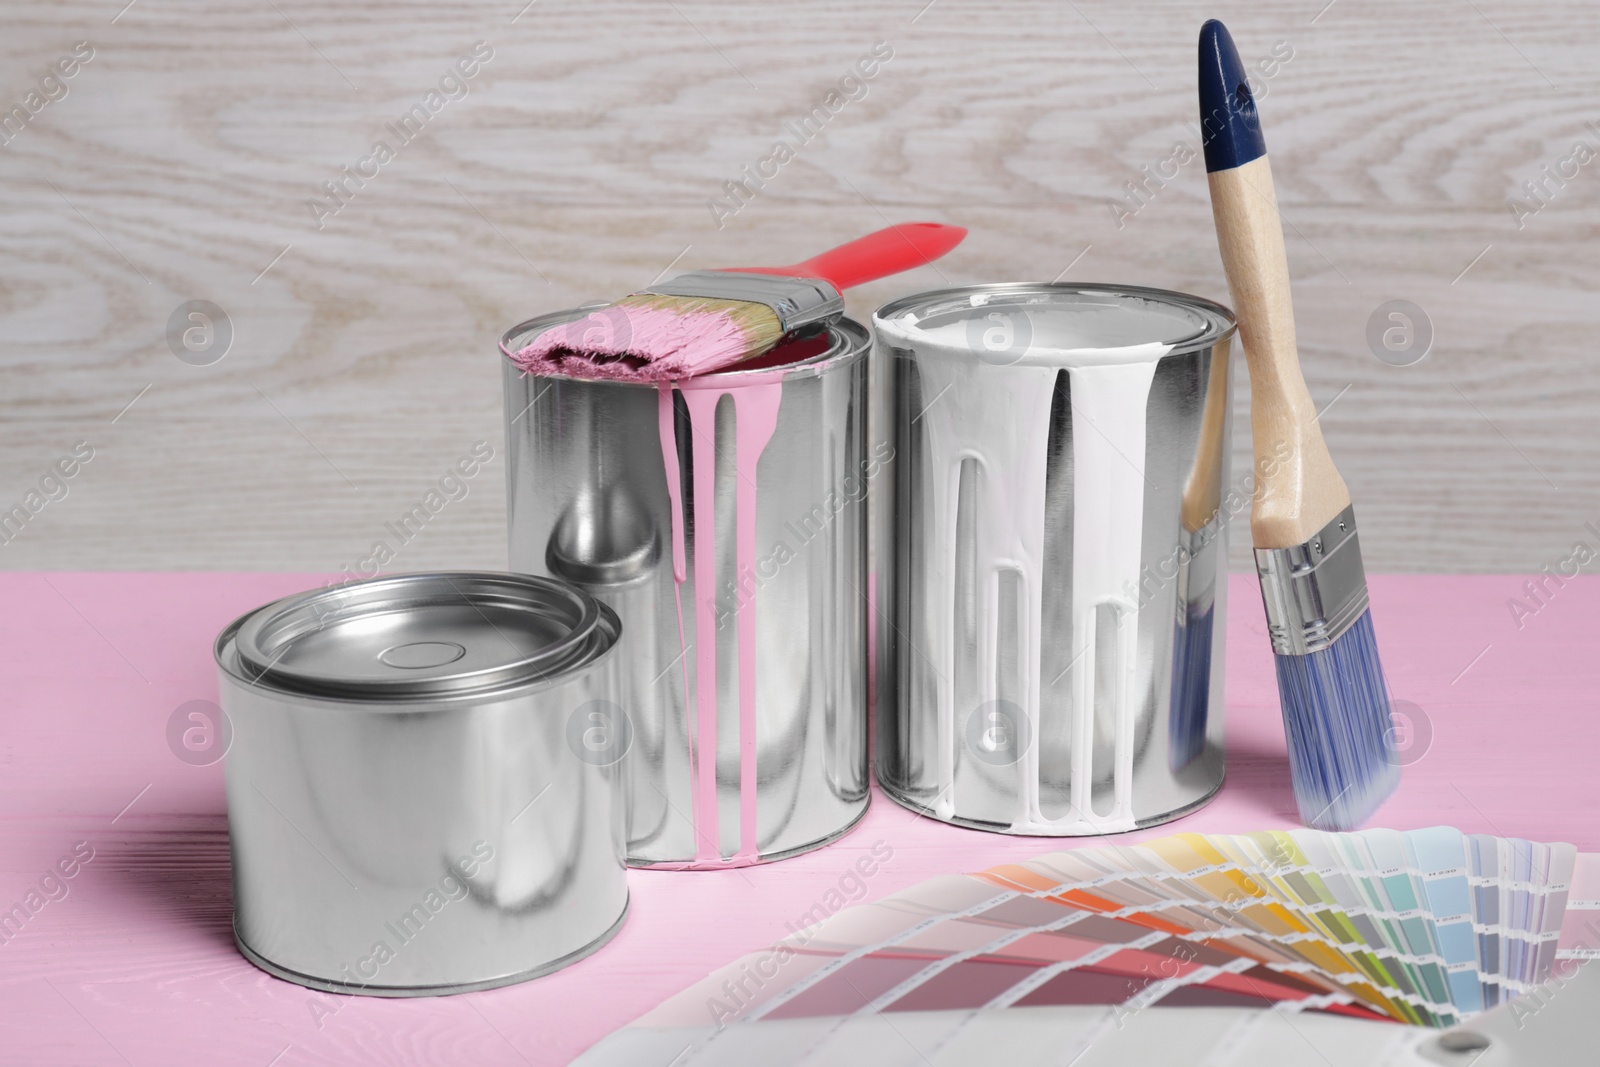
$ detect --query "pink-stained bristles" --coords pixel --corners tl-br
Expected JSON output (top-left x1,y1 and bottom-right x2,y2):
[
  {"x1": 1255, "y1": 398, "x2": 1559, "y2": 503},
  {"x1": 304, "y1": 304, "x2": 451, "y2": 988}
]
[{"x1": 511, "y1": 298, "x2": 783, "y2": 383}]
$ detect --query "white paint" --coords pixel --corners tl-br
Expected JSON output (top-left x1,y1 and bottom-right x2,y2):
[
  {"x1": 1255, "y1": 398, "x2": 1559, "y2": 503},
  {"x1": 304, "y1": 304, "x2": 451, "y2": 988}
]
[
  {"x1": 1062, "y1": 360, "x2": 1159, "y2": 832},
  {"x1": 912, "y1": 353, "x2": 1057, "y2": 826},
  {"x1": 888, "y1": 295, "x2": 1205, "y2": 368},
  {"x1": 879, "y1": 295, "x2": 1178, "y2": 833}
]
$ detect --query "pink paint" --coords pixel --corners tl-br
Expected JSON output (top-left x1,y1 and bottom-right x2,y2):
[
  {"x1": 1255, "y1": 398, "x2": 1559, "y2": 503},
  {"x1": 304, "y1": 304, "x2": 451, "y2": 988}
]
[
  {"x1": 731, "y1": 385, "x2": 783, "y2": 861},
  {"x1": 657, "y1": 384, "x2": 699, "y2": 862},
  {"x1": 2, "y1": 573, "x2": 1599, "y2": 1064},
  {"x1": 680, "y1": 388, "x2": 725, "y2": 864},
  {"x1": 653, "y1": 377, "x2": 785, "y2": 867},
  {"x1": 656, "y1": 385, "x2": 686, "y2": 583},
  {"x1": 512, "y1": 306, "x2": 754, "y2": 383}
]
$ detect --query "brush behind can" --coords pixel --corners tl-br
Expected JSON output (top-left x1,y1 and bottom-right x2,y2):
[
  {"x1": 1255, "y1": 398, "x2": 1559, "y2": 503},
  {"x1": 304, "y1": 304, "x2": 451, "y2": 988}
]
[
  {"x1": 501, "y1": 310, "x2": 871, "y2": 868},
  {"x1": 874, "y1": 284, "x2": 1235, "y2": 835},
  {"x1": 216, "y1": 572, "x2": 628, "y2": 995}
]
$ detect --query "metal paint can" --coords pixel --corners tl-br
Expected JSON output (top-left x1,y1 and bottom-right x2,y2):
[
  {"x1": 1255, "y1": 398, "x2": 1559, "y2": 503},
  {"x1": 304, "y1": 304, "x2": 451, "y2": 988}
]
[
  {"x1": 215, "y1": 571, "x2": 627, "y2": 995},
  {"x1": 501, "y1": 310, "x2": 872, "y2": 868},
  {"x1": 873, "y1": 284, "x2": 1236, "y2": 835}
]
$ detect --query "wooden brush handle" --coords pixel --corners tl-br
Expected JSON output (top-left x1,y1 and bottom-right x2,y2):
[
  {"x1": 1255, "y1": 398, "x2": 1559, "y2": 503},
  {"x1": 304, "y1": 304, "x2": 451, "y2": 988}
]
[
  {"x1": 1208, "y1": 155, "x2": 1350, "y2": 548},
  {"x1": 1180, "y1": 332, "x2": 1232, "y2": 535}
]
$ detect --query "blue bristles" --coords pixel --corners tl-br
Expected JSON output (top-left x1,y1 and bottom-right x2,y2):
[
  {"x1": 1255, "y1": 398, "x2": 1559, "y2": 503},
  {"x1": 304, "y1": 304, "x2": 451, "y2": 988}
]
[
  {"x1": 1275, "y1": 609, "x2": 1399, "y2": 830},
  {"x1": 1169, "y1": 604, "x2": 1213, "y2": 772}
]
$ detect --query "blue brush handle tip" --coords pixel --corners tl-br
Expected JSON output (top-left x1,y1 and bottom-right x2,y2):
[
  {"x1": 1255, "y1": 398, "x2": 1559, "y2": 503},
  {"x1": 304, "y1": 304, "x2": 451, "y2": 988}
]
[{"x1": 1198, "y1": 19, "x2": 1266, "y2": 173}]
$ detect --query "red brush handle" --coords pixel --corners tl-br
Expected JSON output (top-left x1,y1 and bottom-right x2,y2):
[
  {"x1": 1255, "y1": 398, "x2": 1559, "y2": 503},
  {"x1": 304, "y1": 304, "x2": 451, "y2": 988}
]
[{"x1": 724, "y1": 222, "x2": 966, "y2": 291}]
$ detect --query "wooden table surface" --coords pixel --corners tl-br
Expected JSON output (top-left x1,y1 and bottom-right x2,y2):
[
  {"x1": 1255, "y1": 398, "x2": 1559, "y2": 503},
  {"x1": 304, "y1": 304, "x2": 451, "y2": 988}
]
[
  {"x1": 0, "y1": 571, "x2": 1594, "y2": 1065},
  {"x1": 3, "y1": 1, "x2": 1600, "y2": 573}
]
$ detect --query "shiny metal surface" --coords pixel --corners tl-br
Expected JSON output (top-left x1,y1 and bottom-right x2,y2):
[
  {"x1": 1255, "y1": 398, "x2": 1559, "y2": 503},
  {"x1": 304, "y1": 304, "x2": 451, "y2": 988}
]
[
  {"x1": 641, "y1": 270, "x2": 844, "y2": 335},
  {"x1": 1254, "y1": 504, "x2": 1370, "y2": 655},
  {"x1": 873, "y1": 284, "x2": 1235, "y2": 835},
  {"x1": 234, "y1": 572, "x2": 604, "y2": 696},
  {"x1": 501, "y1": 311, "x2": 871, "y2": 868},
  {"x1": 216, "y1": 571, "x2": 628, "y2": 996}
]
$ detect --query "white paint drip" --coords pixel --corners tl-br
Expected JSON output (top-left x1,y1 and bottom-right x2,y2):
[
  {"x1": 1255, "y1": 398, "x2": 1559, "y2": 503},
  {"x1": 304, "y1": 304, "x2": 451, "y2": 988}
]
[
  {"x1": 1060, "y1": 360, "x2": 1158, "y2": 832},
  {"x1": 886, "y1": 306, "x2": 1172, "y2": 834},
  {"x1": 912, "y1": 354, "x2": 1055, "y2": 825}
]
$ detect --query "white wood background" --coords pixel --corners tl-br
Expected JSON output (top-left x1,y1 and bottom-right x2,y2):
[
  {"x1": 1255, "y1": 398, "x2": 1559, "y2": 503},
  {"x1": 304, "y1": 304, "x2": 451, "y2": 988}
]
[{"x1": 1, "y1": 0, "x2": 1596, "y2": 572}]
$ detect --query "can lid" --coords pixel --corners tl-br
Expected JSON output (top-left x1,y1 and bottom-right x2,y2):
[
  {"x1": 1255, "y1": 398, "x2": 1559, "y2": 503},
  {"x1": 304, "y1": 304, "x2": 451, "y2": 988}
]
[{"x1": 231, "y1": 572, "x2": 607, "y2": 697}]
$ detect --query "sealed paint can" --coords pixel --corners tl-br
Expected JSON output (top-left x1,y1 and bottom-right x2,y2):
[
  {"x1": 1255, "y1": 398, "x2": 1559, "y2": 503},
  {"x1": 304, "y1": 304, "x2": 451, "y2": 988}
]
[
  {"x1": 501, "y1": 310, "x2": 872, "y2": 868},
  {"x1": 215, "y1": 571, "x2": 627, "y2": 996},
  {"x1": 873, "y1": 284, "x2": 1236, "y2": 835}
]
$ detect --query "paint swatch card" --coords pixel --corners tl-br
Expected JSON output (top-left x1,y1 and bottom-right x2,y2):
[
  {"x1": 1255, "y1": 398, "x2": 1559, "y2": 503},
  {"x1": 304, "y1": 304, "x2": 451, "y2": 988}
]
[{"x1": 581, "y1": 827, "x2": 1591, "y2": 1066}]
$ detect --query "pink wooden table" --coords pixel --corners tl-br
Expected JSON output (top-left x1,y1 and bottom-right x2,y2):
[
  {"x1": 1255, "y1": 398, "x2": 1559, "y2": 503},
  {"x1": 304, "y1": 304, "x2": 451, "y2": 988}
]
[{"x1": 0, "y1": 572, "x2": 1593, "y2": 1065}]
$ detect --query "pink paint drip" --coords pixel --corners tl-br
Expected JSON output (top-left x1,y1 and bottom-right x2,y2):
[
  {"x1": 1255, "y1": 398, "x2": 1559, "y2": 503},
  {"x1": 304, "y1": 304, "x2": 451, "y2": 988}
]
[
  {"x1": 656, "y1": 385, "x2": 687, "y2": 584},
  {"x1": 731, "y1": 385, "x2": 782, "y2": 861},
  {"x1": 681, "y1": 389, "x2": 724, "y2": 864},
  {"x1": 657, "y1": 384, "x2": 702, "y2": 863},
  {"x1": 656, "y1": 379, "x2": 785, "y2": 867}
]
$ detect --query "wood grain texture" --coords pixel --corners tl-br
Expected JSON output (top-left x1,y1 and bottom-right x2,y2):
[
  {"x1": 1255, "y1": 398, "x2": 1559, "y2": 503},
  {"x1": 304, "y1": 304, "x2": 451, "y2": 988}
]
[
  {"x1": 1, "y1": 0, "x2": 1598, "y2": 572},
  {"x1": 2, "y1": 571, "x2": 1596, "y2": 1065}
]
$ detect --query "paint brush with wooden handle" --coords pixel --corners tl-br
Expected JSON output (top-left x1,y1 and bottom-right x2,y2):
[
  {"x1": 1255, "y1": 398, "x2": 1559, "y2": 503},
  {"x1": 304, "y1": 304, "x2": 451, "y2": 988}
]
[{"x1": 1199, "y1": 19, "x2": 1398, "y2": 830}]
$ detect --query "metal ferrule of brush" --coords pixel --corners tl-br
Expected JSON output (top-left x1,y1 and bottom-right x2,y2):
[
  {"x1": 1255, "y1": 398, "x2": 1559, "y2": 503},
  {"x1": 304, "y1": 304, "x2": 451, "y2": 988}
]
[
  {"x1": 641, "y1": 271, "x2": 844, "y2": 334},
  {"x1": 1254, "y1": 504, "x2": 1369, "y2": 656}
]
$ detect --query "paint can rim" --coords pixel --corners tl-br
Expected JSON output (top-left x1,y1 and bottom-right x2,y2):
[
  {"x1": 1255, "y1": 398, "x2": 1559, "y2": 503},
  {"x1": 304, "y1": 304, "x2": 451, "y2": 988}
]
[
  {"x1": 215, "y1": 570, "x2": 621, "y2": 703},
  {"x1": 872, "y1": 282, "x2": 1237, "y2": 367}
]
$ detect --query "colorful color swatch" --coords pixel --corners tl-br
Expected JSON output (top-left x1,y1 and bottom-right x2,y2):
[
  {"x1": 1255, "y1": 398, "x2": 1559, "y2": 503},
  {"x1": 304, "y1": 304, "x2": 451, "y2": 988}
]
[{"x1": 577, "y1": 827, "x2": 1593, "y2": 1065}]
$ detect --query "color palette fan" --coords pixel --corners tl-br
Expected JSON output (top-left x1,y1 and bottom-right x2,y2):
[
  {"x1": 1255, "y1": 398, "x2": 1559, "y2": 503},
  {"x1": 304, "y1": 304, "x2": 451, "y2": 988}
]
[{"x1": 575, "y1": 827, "x2": 1600, "y2": 1065}]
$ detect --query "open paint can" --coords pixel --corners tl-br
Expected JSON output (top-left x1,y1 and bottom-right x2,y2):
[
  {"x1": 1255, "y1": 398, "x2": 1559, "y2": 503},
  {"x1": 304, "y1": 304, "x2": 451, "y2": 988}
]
[
  {"x1": 873, "y1": 284, "x2": 1236, "y2": 835},
  {"x1": 501, "y1": 310, "x2": 871, "y2": 868},
  {"x1": 216, "y1": 571, "x2": 627, "y2": 995}
]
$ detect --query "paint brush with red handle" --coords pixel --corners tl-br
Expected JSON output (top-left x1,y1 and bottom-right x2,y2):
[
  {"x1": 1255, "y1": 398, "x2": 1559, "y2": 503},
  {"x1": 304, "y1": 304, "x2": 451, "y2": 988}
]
[{"x1": 511, "y1": 222, "x2": 966, "y2": 382}]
